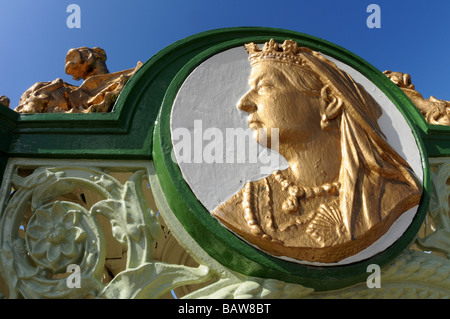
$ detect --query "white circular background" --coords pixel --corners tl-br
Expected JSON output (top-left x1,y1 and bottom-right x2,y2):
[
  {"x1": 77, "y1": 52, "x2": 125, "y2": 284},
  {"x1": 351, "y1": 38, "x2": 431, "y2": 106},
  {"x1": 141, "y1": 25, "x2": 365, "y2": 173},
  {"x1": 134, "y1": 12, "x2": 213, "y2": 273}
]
[{"x1": 170, "y1": 46, "x2": 423, "y2": 266}]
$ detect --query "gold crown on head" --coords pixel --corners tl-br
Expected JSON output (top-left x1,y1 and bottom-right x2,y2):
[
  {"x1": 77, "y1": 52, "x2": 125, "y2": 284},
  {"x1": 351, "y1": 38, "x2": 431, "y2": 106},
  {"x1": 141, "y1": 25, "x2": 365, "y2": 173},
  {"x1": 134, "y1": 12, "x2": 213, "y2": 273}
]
[{"x1": 245, "y1": 39, "x2": 312, "y2": 66}]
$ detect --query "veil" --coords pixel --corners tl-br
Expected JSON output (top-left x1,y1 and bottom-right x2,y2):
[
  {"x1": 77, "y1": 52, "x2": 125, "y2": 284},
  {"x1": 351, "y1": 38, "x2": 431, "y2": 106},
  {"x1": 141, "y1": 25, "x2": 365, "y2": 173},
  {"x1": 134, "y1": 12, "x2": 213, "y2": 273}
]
[{"x1": 301, "y1": 49, "x2": 422, "y2": 237}]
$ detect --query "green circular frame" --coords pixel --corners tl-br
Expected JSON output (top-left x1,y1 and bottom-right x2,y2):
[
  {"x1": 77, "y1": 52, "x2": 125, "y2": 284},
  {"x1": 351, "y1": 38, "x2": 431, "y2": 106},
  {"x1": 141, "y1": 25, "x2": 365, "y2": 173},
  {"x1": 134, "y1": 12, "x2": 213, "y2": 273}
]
[{"x1": 148, "y1": 27, "x2": 430, "y2": 291}]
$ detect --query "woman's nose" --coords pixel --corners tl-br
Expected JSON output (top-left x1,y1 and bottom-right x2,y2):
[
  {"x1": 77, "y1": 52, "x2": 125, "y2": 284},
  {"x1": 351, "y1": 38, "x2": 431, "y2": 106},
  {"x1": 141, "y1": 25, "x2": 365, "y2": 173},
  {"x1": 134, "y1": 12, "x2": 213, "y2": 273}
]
[{"x1": 237, "y1": 90, "x2": 257, "y2": 113}]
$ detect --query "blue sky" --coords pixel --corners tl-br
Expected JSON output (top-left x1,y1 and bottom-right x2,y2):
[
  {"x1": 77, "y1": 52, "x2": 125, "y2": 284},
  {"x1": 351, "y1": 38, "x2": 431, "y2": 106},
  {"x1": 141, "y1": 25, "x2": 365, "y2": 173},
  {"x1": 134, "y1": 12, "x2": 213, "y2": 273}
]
[{"x1": 1, "y1": 0, "x2": 449, "y2": 108}]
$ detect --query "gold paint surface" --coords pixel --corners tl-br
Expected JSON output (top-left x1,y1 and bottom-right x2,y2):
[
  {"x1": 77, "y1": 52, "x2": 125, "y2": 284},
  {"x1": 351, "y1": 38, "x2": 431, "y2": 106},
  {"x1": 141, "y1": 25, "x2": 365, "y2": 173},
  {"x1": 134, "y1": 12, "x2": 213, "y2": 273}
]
[
  {"x1": 384, "y1": 70, "x2": 450, "y2": 126},
  {"x1": 213, "y1": 40, "x2": 422, "y2": 263},
  {"x1": 0, "y1": 95, "x2": 10, "y2": 108},
  {"x1": 15, "y1": 47, "x2": 141, "y2": 113}
]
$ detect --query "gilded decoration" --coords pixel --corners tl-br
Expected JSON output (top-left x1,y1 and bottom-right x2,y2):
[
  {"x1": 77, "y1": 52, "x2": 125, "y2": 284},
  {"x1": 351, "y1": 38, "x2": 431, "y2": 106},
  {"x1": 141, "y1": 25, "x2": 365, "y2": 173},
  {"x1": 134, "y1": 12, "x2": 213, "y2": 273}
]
[
  {"x1": 0, "y1": 95, "x2": 10, "y2": 108},
  {"x1": 384, "y1": 70, "x2": 450, "y2": 126},
  {"x1": 213, "y1": 40, "x2": 422, "y2": 263},
  {"x1": 14, "y1": 47, "x2": 142, "y2": 113}
]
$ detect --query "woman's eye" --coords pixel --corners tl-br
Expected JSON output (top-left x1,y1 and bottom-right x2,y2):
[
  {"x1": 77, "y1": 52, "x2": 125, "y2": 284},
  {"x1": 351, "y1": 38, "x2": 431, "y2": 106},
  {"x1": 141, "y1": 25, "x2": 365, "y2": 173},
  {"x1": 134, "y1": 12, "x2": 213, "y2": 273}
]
[{"x1": 257, "y1": 83, "x2": 271, "y2": 94}]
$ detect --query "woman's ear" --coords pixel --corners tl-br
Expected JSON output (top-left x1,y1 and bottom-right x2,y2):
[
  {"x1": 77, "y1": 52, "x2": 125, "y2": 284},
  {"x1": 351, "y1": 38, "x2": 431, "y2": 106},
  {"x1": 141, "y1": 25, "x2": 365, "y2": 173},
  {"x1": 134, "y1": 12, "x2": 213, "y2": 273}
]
[{"x1": 320, "y1": 85, "x2": 344, "y2": 130}]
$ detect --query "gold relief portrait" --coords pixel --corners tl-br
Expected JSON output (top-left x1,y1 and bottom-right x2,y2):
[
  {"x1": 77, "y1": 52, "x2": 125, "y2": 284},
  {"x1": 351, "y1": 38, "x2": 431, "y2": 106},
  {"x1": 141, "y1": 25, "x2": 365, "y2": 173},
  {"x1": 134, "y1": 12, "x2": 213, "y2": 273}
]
[{"x1": 212, "y1": 39, "x2": 422, "y2": 263}]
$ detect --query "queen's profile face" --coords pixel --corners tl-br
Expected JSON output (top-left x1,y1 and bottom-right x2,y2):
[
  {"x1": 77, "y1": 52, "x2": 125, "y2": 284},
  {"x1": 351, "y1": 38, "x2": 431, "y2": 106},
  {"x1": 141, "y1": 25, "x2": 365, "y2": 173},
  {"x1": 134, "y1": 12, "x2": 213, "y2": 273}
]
[
  {"x1": 236, "y1": 59, "x2": 342, "y2": 188},
  {"x1": 237, "y1": 61, "x2": 324, "y2": 148}
]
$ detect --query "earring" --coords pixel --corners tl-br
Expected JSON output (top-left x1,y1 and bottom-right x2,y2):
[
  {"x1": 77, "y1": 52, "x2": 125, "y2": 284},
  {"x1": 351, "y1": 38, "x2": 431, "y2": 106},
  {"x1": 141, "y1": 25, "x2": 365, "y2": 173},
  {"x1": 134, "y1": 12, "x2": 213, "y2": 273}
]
[{"x1": 321, "y1": 114, "x2": 331, "y2": 131}]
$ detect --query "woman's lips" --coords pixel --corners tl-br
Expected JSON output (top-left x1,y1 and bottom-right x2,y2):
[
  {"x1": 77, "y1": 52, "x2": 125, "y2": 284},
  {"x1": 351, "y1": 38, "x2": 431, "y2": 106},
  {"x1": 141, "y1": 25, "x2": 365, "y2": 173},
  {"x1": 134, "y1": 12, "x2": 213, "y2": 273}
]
[
  {"x1": 248, "y1": 116, "x2": 263, "y2": 129},
  {"x1": 248, "y1": 121, "x2": 262, "y2": 129}
]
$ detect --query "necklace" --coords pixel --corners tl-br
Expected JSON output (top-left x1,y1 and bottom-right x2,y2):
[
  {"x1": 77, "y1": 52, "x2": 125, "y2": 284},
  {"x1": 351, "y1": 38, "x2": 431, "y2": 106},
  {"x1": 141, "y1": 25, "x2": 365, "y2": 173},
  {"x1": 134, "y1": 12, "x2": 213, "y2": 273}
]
[
  {"x1": 241, "y1": 171, "x2": 340, "y2": 237},
  {"x1": 273, "y1": 170, "x2": 340, "y2": 214},
  {"x1": 242, "y1": 178, "x2": 274, "y2": 239}
]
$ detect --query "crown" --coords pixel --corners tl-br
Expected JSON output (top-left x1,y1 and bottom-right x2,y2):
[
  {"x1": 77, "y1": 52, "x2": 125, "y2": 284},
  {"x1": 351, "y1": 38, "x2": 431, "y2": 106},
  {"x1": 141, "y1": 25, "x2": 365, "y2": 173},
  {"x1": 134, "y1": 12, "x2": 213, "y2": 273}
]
[{"x1": 245, "y1": 39, "x2": 311, "y2": 66}]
